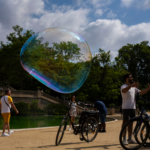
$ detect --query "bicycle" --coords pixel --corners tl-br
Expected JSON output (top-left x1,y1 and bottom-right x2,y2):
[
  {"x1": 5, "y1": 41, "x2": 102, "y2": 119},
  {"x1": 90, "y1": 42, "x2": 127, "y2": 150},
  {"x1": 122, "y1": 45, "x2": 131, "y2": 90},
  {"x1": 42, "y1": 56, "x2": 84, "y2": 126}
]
[
  {"x1": 119, "y1": 95, "x2": 150, "y2": 150},
  {"x1": 55, "y1": 101, "x2": 99, "y2": 146}
]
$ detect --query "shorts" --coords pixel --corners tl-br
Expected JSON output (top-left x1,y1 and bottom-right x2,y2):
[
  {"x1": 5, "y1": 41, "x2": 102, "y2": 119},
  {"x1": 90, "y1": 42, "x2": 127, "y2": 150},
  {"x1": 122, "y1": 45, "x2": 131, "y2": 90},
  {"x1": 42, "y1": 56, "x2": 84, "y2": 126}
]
[
  {"x1": 70, "y1": 111, "x2": 77, "y2": 117},
  {"x1": 122, "y1": 109, "x2": 136, "y2": 121},
  {"x1": 2, "y1": 113, "x2": 11, "y2": 123},
  {"x1": 99, "y1": 113, "x2": 107, "y2": 123}
]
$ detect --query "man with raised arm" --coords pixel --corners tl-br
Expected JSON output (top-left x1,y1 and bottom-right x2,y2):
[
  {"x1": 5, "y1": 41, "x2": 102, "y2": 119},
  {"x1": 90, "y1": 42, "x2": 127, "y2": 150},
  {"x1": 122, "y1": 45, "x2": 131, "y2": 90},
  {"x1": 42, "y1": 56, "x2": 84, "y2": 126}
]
[
  {"x1": 0, "y1": 89, "x2": 19, "y2": 137},
  {"x1": 121, "y1": 73, "x2": 150, "y2": 145}
]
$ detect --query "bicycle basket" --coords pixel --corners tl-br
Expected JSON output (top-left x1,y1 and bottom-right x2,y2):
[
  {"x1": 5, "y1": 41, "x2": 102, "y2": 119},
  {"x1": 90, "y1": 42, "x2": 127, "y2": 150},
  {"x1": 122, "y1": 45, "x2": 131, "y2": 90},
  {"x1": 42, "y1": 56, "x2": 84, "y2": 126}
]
[{"x1": 79, "y1": 110, "x2": 99, "y2": 124}]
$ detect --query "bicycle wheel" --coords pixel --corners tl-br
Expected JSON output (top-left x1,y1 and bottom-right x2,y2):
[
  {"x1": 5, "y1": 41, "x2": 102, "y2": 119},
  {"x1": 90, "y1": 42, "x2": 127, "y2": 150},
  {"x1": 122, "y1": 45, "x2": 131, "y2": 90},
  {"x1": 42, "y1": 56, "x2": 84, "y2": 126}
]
[
  {"x1": 119, "y1": 117, "x2": 149, "y2": 150},
  {"x1": 140, "y1": 124, "x2": 150, "y2": 146},
  {"x1": 55, "y1": 118, "x2": 67, "y2": 146},
  {"x1": 81, "y1": 117, "x2": 99, "y2": 142}
]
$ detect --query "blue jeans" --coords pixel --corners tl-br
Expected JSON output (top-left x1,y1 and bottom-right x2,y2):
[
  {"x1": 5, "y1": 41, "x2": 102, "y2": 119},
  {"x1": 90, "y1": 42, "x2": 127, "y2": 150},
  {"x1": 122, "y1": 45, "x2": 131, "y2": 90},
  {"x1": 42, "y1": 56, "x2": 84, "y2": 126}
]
[{"x1": 99, "y1": 113, "x2": 107, "y2": 123}]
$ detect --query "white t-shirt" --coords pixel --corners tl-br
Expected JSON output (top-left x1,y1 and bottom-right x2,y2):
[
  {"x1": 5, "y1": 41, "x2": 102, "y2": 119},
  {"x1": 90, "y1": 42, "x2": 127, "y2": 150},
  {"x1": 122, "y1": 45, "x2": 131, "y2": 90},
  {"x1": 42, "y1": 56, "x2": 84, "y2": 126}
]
[
  {"x1": 0, "y1": 95, "x2": 13, "y2": 113},
  {"x1": 121, "y1": 84, "x2": 139, "y2": 109}
]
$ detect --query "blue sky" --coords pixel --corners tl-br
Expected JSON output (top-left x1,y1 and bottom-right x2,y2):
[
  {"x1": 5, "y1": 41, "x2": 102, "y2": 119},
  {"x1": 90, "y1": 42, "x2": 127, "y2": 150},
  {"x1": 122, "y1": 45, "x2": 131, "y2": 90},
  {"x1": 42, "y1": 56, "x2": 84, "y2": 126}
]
[
  {"x1": 0, "y1": 0, "x2": 150, "y2": 58},
  {"x1": 43, "y1": 0, "x2": 150, "y2": 26}
]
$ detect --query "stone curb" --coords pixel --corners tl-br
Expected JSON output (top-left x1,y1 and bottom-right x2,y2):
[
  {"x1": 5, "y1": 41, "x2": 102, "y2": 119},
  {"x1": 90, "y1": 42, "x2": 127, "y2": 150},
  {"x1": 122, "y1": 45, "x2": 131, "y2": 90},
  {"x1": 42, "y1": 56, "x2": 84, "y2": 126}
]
[{"x1": 0, "y1": 118, "x2": 117, "y2": 132}]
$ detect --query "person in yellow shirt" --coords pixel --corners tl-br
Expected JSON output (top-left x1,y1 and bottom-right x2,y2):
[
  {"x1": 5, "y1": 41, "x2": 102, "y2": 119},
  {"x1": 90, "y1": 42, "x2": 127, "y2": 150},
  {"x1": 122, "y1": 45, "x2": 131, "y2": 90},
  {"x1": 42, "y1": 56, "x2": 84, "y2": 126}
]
[{"x1": 0, "y1": 89, "x2": 19, "y2": 137}]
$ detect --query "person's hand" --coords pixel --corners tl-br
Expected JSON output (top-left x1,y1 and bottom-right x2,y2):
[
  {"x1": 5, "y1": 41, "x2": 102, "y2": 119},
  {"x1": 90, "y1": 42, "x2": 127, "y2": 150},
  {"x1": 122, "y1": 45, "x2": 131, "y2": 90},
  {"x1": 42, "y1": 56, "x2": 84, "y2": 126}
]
[
  {"x1": 131, "y1": 82, "x2": 139, "y2": 87},
  {"x1": 16, "y1": 110, "x2": 19, "y2": 114}
]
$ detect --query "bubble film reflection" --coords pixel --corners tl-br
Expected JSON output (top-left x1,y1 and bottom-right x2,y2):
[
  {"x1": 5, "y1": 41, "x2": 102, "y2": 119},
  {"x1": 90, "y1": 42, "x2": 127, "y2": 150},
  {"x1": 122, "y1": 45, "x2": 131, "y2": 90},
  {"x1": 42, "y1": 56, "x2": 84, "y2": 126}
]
[{"x1": 20, "y1": 28, "x2": 92, "y2": 93}]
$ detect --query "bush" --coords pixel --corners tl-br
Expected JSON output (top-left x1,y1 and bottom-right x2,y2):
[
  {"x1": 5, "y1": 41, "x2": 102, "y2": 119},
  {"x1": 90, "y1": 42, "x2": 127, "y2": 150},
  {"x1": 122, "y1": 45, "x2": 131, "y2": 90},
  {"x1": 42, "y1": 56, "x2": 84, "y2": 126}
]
[
  {"x1": 109, "y1": 103, "x2": 115, "y2": 108},
  {"x1": 11, "y1": 100, "x2": 68, "y2": 116},
  {"x1": 44, "y1": 103, "x2": 68, "y2": 115},
  {"x1": 12, "y1": 101, "x2": 45, "y2": 116},
  {"x1": 30, "y1": 100, "x2": 38, "y2": 112},
  {"x1": 12, "y1": 102, "x2": 30, "y2": 116}
]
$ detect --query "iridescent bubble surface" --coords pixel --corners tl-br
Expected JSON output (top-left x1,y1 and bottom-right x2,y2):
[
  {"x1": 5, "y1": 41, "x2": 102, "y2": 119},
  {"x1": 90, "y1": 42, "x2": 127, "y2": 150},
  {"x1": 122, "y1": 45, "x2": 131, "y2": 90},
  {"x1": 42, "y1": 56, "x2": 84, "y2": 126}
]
[{"x1": 20, "y1": 28, "x2": 92, "y2": 93}]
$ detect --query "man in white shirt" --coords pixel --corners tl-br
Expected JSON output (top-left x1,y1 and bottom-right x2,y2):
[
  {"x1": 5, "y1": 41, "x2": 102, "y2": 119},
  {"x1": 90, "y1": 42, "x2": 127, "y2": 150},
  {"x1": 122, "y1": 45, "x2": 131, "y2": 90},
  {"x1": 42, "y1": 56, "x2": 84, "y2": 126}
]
[
  {"x1": 121, "y1": 73, "x2": 150, "y2": 145},
  {"x1": 0, "y1": 89, "x2": 19, "y2": 137}
]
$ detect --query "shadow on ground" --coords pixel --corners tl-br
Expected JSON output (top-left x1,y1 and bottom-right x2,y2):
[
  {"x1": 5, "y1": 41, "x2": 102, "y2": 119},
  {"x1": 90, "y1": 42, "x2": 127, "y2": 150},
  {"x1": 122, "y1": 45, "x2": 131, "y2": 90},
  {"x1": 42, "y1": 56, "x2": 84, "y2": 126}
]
[
  {"x1": 16, "y1": 143, "x2": 122, "y2": 149},
  {"x1": 16, "y1": 143, "x2": 150, "y2": 150}
]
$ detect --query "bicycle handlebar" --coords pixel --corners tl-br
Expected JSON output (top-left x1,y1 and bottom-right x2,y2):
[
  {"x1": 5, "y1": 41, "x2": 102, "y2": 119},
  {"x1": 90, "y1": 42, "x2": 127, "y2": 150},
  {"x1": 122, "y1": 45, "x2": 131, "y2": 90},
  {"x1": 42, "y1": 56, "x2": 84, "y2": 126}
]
[
  {"x1": 77, "y1": 102, "x2": 93, "y2": 106},
  {"x1": 68, "y1": 101, "x2": 93, "y2": 107}
]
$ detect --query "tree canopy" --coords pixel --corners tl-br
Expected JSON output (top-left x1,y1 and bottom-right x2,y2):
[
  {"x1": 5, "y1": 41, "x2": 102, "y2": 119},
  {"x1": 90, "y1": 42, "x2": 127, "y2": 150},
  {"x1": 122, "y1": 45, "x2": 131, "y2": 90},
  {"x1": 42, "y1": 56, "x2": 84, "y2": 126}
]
[{"x1": 1, "y1": 25, "x2": 150, "y2": 107}]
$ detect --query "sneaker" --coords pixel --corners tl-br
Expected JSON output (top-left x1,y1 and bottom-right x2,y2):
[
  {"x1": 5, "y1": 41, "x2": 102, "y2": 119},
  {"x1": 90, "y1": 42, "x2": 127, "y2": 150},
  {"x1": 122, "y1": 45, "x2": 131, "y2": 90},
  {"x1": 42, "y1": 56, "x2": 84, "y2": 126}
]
[
  {"x1": 68, "y1": 127, "x2": 72, "y2": 131},
  {"x1": 123, "y1": 139, "x2": 128, "y2": 145},
  {"x1": 1, "y1": 133, "x2": 10, "y2": 137},
  {"x1": 128, "y1": 139, "x2": 137, "y2": 144},
  {"x1": 8, "y1": 130, "x2": 14, "y2": 135}
]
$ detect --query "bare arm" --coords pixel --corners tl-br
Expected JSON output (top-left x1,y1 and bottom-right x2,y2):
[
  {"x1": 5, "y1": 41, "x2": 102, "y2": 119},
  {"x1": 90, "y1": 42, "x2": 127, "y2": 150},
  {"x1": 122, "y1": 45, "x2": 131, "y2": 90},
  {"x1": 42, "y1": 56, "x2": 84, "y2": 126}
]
[
  {"x1": 122, "y1": 82, "x2": 139, "y2": 93},
  {"x1": 10, "y1": 102, "x2": 19, "y2": 114},
  {"x1": 140, "y1": 84, "x2": 150, "y2": 95},
  {"x1": 122, "y1": 85, "x2": 131, "y2": 93}
]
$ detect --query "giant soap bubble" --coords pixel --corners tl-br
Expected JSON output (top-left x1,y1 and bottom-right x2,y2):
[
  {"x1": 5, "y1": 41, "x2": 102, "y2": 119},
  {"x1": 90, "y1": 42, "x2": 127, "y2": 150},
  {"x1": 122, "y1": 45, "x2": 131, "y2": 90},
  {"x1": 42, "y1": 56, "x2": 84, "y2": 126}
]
[{"x1": 20, "y1": 28, "x2": 92, "y2": 93}]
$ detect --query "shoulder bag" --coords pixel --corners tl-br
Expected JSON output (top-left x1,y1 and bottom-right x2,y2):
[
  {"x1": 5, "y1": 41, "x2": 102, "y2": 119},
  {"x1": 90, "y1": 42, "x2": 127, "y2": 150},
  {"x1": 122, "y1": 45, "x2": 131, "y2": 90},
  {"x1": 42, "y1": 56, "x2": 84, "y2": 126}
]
[{"x1": 4, "y1": 97, "x2": 14, "y2": 113}]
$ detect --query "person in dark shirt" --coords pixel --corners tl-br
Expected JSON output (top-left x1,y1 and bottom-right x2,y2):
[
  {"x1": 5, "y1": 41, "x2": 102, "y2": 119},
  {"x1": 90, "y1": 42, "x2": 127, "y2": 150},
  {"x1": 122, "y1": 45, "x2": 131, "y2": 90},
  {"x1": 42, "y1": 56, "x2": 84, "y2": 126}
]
[{"x1": 93, "y1": 98, "x2": 107, "y2": 132}]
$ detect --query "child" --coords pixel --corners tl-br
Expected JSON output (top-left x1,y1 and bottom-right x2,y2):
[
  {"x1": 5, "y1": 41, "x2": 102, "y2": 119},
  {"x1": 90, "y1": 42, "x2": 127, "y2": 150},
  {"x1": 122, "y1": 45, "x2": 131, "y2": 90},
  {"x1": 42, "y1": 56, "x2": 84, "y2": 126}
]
[{"x1": 68, "y1": 95, "x2": 78, "y2": 131}]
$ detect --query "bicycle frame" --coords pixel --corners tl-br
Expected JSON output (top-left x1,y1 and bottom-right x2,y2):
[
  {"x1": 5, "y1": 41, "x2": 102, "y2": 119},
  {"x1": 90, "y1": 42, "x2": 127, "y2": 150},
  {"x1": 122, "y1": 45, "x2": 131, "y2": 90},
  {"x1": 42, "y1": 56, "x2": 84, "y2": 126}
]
[
  {"x1": 132, "y1": 107, "x2": 150, "y2": 136},
  {"x1": 55, "y1": 101, "x2": 100, "y2": 146},
  {"x1": 63, "y1": 101, "x2": 98, "y2": 133}
]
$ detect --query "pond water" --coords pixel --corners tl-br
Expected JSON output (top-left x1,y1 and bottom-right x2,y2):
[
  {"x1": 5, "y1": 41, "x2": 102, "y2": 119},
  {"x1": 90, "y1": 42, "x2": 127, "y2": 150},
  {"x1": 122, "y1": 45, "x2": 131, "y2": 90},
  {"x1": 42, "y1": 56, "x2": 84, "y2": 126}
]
[{"x1": 0, "y1": 116, "x2": 115, "y2": 129}]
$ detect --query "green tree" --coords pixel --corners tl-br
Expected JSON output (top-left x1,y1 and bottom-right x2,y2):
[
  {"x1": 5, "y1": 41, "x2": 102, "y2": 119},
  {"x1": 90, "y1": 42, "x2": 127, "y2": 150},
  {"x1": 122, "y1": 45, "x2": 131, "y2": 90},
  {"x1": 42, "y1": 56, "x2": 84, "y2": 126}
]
[
  {"x1": 117, "y1": 41, "x2": 150, "y2": 89},
  {"x1": 0, "y1": 25, "x2": 35, "y2": 89},
  {"x1": 30, "y1": 100, "x2": 38, "y2": 112},
  {"x1": 75, "y1": 49, "x2": 126, "y2": 106},
  {"x1": 21, "y1": 38, "x2": 90, "y2": 92},
  {"x1": 78, "y1": 92, "x2": 86, "y2": 102}
]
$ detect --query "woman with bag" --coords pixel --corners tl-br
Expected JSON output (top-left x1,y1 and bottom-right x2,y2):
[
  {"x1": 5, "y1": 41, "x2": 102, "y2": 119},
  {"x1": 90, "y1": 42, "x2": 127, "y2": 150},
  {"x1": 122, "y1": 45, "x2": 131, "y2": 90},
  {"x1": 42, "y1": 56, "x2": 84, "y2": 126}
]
[{"x1": 0, "y1": 89, "x2": 19, "y2": 137}]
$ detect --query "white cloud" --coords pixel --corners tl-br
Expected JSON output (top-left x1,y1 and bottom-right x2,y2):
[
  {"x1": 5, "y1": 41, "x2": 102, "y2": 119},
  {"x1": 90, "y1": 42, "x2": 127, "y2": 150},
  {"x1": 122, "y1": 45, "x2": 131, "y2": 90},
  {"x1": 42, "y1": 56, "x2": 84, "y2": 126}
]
[
  {"x1": 74, "y1": 0, "x2": 112, "y2": 18},
  {"x1": 1, "y1": 0, "x2": 150, "y2": 59},
  {"x1": 0, "y1": 0, "x2": 90, "y2": 43},
  {"x1": 95, "y1": 9, "x2": 103, "y2": 16},
  {"x1": 87, "y1": 0, "x2": 113, "y2": 8},
  {"x1": 137, "y1": 0, "x2": 150, "y2": 10},
  {"x1": 121, "y1": 0, "x2": 150, "y2": 10},
  {"x1": 75, "y1": 0, "x2": 84, "y2": 7},
  {"x1": 121, "y1": 0, "x2": 135, "y2": 7},
  {"x1": 107, "y1": 10, "x2": 117, "y2": 18},
  {"x1": 75, "y1": 0, "x2": 112, "y2": 8},
  {"x1": 82, "y1": 19, "x2": 150, "y2": 57},
  {"x1": 0, "y1": 0, "x2": 44, "y2": 29},
  {"x1": 28, "y1": 8, "x2": 90, "y2": 32}
]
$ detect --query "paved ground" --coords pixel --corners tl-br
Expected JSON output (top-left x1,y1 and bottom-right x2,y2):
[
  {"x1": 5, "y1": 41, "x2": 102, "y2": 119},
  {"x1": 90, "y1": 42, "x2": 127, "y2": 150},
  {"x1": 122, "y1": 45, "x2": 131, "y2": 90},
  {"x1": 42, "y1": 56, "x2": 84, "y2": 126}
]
[{"x1": 0, "y1": 113, "x2": 150, "y2": 150}]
